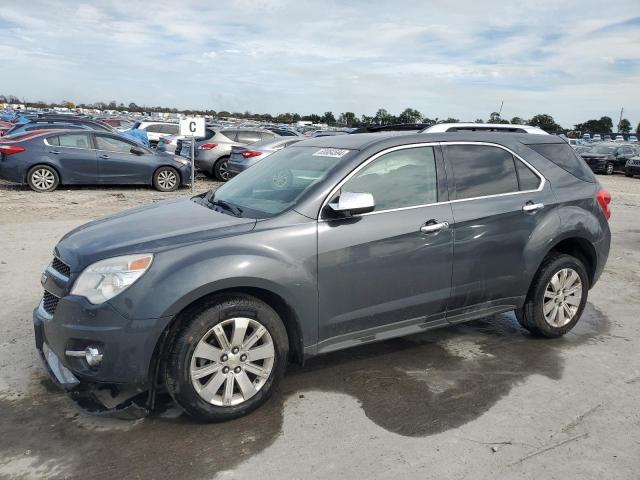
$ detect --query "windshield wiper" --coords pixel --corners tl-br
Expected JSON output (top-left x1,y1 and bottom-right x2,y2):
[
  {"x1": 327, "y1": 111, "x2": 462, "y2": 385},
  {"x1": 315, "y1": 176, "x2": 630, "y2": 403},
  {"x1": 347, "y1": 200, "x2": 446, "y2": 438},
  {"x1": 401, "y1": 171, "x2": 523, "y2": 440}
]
[{"x1": 210, "y1": 199, "x2": 243, "y2": 217}]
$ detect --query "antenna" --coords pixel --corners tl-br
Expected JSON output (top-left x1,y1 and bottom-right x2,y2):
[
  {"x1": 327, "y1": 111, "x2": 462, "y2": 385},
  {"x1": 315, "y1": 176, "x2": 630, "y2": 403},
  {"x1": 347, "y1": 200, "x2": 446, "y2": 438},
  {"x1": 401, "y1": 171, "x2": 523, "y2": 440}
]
[{"x1": 498, "y1": 100, "x2": 504, "y2": 116}]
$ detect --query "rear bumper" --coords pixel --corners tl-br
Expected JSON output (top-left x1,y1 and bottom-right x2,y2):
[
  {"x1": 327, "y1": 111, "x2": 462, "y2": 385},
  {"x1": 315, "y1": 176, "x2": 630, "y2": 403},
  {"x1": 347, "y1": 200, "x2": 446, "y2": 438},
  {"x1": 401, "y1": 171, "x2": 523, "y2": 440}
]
[
  {"x1": 0, "y1": 155, "x2": 28, "y2": 183},
  {"x1": 625, "y1": 164, "x2": 640, "y2": 175}
]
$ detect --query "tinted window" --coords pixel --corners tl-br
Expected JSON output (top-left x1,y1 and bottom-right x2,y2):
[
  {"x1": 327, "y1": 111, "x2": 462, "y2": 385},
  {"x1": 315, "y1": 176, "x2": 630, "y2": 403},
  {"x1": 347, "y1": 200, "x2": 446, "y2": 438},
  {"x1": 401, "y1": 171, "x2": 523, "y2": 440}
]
[
  {"x1": 516, "y1": 160, "x2": 540, "y2": 190},
  {"x1": 145, "y1": 124, "x2": 164, "y2": 133},
  {"x1": 58, "y1": 134, "x2": 91, "y2": 149},
  {"x1": 46, "y1": 136, "x2": 60, "y2": 146},
  {"x1": 236, "y1": 131, "x2": 262, "y2": 144},
  {"x1": 342, "y1": 147, "x2": 437, "y2": 211},
  {"x1": 260, "y1": 131, "x2": 276, "y2": 140},
  {"x1": 161, "y1": 124, "x2": 179, "y2": 134},
  {"x1": 219, "y1": 130, "x2": 237, "y2": 141},
  {"x1": 96, "y1": 135, "x2": 135, "y2": 153},
  {"x1": 528, "y1": 143, "x2": 596, "y2": 183},
  {"x1": 447, "y1": 145, "x2": 518, "y2": 200}
]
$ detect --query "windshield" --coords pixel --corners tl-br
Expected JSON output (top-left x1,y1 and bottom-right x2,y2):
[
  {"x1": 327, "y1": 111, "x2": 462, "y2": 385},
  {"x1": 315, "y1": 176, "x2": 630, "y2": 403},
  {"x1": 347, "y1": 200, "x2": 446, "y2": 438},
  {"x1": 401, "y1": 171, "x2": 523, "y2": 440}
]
[
  {"x1": 591, "y1": 145, "x2": 616, "y2": 154},
  {"x1": 206, "y1": 146, "x2": 352, "y2": 218}
]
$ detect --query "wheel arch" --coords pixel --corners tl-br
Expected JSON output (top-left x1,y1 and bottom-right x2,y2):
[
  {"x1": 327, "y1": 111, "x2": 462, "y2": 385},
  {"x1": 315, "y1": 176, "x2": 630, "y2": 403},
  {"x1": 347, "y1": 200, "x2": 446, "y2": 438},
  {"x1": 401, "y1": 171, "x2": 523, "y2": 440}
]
[
  {"x1": 24, "y1": 162, "x2": 63, "y2": 185},
  {"x1": 537, "y1": 236, "x2": 597, "y2": 288},
  {"x1": 153, "y1": 164, "x2": 181, "y2": 184}
]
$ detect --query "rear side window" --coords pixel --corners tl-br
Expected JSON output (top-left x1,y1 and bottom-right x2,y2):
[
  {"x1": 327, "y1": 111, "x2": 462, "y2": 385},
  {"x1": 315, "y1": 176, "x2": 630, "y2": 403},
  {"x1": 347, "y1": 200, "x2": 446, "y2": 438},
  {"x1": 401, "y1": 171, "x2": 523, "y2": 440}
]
[
  {"x1": 528, "y1": 143, "x2": 595, "y2": 183},
  {"x1": 161, "y1": 124, "x2": 179, "y2": 134},
  {"x1": 46, "y1": 136, "x2": 60, "y2": 146},
  {"x1": 145, "y1": 124, "x2": 164, "y2": 133},
  {"x1": 58, "y1": 134, "x2": 91, "y2": 149},
  {"x1": 219, "y1": 130, "x2": 237, "y2": 141},
  {"x1": 260, "y1": 131, "x2": 276, "y2": 140},
  {"x1": 237, "y1": 131, "x2": 263, "y2": 144},
  {"x1": 342, "y1": 146, "x2": 437, "y2": 211},
  {"x1": 446, "y1": 145, "x2": 519, "y2": 199}
]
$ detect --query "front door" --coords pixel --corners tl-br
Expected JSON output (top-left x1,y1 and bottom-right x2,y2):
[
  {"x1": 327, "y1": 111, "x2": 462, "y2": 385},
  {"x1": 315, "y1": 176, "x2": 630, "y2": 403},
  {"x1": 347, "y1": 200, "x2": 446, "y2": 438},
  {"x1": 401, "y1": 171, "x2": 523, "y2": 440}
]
[
  {"x1": 94, "y1": 134, "x2": 151, "y2": 184},
  {"x1": 45, "y1": 133, "x2": 97, "y2": 183},
  {"x1": 317, "y1": 145, "x2": 453, "y2": 350}
]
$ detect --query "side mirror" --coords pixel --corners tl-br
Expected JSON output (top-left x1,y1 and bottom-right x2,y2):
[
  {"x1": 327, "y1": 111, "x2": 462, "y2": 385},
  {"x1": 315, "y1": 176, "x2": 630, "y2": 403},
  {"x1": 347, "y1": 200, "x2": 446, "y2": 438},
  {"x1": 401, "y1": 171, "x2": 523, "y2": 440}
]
[
  {"x1": 130, "y1": 146, "x2": 145, "y2": 155},
  {"x1": 328, "y1": 192, "x2": 375, "y2": 217}
]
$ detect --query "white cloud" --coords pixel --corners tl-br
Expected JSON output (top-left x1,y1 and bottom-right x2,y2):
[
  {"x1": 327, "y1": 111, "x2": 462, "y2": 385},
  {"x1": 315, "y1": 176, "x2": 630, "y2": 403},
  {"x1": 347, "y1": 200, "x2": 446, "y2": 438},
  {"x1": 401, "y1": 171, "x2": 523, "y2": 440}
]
[{"x1": 0, "y1": 0, "x2": 638, "y2": 127}]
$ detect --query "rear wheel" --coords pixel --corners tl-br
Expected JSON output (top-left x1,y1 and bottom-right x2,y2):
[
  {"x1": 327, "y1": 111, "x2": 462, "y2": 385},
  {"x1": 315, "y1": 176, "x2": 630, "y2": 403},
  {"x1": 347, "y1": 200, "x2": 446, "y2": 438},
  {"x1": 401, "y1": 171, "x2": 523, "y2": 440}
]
[
  {"x1": 27, "y1": 165, "x2": 59, "y2": 192},
  {"x1": 213, "y1": 156, "x2": 230, "y2": 182},
  {"x1": 516, "y1": 253, "x2": 588, "y2": 338},
  {"x1": 153, "y1": 167, "x2": 179, "y2": 192},
  {"x1": 605, "y1": 162, "x2": 614, "y2": 175},
  {"x1": 625, "y1": 170, "x2": 634, "y2": 178},
  {"x1": 165, "y1": 294, "x2": 289, "y2": 422}
]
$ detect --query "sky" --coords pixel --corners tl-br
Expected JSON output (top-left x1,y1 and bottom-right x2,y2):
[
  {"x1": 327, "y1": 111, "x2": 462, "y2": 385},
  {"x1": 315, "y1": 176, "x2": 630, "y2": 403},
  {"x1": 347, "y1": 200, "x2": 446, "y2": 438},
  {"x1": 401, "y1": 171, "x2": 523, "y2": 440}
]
[{"x1": 1, "y1": 0, "x2": 639, "y2": 128}]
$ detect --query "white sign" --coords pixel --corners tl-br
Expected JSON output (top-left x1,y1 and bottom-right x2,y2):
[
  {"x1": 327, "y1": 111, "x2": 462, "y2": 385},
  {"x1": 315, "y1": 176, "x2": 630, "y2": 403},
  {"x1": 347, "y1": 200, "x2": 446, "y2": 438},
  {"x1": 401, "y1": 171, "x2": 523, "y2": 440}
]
[{"x1": 179, "y1": 117, "x2": 205, "y2": 137}]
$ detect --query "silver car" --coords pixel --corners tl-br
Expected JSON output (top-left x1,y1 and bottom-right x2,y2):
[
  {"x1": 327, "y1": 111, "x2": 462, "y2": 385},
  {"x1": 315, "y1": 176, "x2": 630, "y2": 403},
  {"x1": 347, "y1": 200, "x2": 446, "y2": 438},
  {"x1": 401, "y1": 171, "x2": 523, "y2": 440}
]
[
  {"x1": 178, "y1": 128, "x2": 279, "y2": 181},
  {"x1": 227, "y1": 137, "x2": 303, "y2": 178}
]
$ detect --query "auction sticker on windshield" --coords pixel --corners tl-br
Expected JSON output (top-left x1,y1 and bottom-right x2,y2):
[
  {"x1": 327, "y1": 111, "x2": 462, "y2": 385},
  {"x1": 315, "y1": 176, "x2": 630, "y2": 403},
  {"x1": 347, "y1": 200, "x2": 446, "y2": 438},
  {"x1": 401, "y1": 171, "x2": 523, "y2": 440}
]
[{"x1": 312, "y1": 148, "x2": 350, "y2": 158}]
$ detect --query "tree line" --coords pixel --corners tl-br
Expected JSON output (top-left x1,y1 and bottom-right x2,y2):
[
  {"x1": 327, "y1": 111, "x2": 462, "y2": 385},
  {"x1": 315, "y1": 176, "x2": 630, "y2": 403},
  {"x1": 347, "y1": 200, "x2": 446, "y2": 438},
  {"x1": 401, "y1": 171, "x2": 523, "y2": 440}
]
[{"x1": 2, "y1": 94, "x2": 638, "y2": 135}]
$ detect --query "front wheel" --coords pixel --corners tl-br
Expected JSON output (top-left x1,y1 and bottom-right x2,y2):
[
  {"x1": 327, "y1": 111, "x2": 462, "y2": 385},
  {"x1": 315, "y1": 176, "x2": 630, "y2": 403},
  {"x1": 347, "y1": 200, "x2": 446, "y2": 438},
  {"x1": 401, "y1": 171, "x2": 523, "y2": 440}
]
[
  {"x1": 516, "y1": 253, "x2": 588, "y2": 338},
  {"x1": 625, "y1": 170, "x2": 634, "y2": 178},
  {"x1": 165, "y1": 295, "x2": 289, "y2": 422},
  {"x1": 153, "y1": 166, "x2": 180, "y2": 192}
]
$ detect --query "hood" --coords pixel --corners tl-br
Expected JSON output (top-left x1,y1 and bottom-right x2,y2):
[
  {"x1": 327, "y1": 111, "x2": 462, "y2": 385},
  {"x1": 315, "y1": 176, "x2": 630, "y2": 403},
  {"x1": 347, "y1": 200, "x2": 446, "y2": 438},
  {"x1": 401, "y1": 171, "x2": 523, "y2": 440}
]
[
  {"x1": 56, "y1": 198, "x2": 256, "y2": 270},
  {"x1": 581, "y1": 153, "x2": 612, "y2": 159}
]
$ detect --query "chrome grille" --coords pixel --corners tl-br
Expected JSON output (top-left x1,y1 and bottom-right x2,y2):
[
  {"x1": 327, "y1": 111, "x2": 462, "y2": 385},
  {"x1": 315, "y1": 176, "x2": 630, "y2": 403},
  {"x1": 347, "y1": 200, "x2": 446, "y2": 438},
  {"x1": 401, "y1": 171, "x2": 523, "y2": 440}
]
[
  {"x1": 42, "y1": 291, "x2": 60, "y2": 316},
  {"x1": 51, "y1": 257, "x2": 70, "y2": 277}
]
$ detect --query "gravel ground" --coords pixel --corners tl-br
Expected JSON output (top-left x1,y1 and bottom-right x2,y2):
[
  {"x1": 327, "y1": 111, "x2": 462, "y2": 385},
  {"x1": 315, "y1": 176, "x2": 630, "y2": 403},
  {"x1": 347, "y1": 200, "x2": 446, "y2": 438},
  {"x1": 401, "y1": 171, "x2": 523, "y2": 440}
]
[{"x1": 0, "y1": 174, "x2": 639, "y2": 479}]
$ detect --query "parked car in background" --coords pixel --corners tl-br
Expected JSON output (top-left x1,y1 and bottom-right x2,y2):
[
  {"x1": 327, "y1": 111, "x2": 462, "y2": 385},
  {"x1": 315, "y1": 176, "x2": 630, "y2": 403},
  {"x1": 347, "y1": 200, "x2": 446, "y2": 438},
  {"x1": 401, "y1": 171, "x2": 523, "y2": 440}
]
[
  {"x1": 603, "y1": 135, "x2": 611, "y2": 141},
  {"x1": 1, "y1": 122, "x2": 91, "y2": 136},
  {"x1": 132, "y1": 121, "x2": 180, "y2": 146},
  {"x1": 34, "y1": 132, "x2": 611, "y2": 421},
  {"x1": 582, "y1": 133, "x2": 591, "y2": 141},
  {"x1": 580, "y1": 142, "x2": 637, "y2": 174},
  {"x1": 101, "y1": 118, "x2": 134, "y2": 130},
  {"x1": 629, "y1": 135, "x2": 638, "y2": 143},
  {"x1": 5, "y1": 117, "x2": 115, "y2": 135},
  {"x1": 227, "y1": 137, "x2": 303, "y2": 178},
  {"x1": 624, "y1": 151, "x2": 640, "y2": 178},
  {"x1": 264, "y1": 127, "x2": 302, "y2": 137},
  {"x1": 178, "y1": 128, "x2": 279, "y2": 181},
  {"x1": 614, "y1": 135, "x2": 625, "y2": 142},
  {"x1": 593, "y1": 134, "x2": 602, "y2": 141},
  {"x1": 309, "y1": 130, "x2": 349, "y2": 137},
  {"x1": 574, "y1": 145, "x2": 593, "y2": 155},
  {"x1": 0, "y1": 129, "x2": 191, "y2": 192}
]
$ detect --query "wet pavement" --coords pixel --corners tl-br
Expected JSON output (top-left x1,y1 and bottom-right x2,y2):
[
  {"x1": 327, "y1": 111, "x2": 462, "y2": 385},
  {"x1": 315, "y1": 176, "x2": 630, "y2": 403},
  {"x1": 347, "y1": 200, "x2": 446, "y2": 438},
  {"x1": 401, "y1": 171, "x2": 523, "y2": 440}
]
[{"x1": 0, "y1": 175, "x2": 639, "y2": 479}]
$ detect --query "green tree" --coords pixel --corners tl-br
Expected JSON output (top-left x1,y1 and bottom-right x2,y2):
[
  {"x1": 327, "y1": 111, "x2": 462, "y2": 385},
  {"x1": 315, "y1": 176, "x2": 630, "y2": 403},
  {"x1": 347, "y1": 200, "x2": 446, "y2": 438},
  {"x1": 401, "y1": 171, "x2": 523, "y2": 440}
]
[
  {"x1": 618, "y1": 118, "x2": 631, "y2": 133},
  {"x1": 474, "y1": 118, "x2": 484, "y2": 123},
  {"x1": 510, "y1": 117, "x2": 524, "y2": 125},
  {"x1": 397, "y1": 108, "x2": 423, "y2": 124},
  {"x1": 374, "y1": 108, "x2": 395, "y2": 125},
  {"x1": 322, "y1": 111, "x2": 336, "y2": 126},
  {"x1": 529, "y1": 114, "x2": 562, "y2": 133},
  {"x1": 636, "y1": 122, "x2": 640, "y2": 134},
  {"x1": 61, "y1": 100, "x2": 75, "y2": 109},
  {"x1": 439, "y1": 117, "x2": 460, "y2": 124}
]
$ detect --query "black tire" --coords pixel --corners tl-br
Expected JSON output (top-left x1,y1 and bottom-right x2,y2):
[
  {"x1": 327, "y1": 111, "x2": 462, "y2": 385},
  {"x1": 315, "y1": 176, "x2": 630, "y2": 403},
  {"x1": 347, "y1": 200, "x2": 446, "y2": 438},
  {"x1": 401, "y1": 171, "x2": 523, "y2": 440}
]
[
  {"x1": 153, "y1": 166, "x2": 180, "y2": 192},
  {"x1": 605, "y1": 162, "x2": 614, "y2": 175},
  {"x1": 27, "y1": 165, "x2": 59, "y2": 192},
  {"x1": 213, "y1": 156, "x2": 230, "y2": 182},
  {"x1": 516, "y1": 253, "x2": 589, "y2": 338},
  {"x1": 624, "y1": 170, "x2": 634, "y2": 178},
  {"x1": 164, "y1": 294, "x2": 289, "y2": 422}
]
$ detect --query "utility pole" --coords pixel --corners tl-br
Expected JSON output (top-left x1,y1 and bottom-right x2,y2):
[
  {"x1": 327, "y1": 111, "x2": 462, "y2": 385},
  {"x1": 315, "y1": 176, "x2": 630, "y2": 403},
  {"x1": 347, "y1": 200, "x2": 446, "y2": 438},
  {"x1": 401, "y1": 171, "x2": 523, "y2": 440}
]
[
  {"x1": 498, "y1": 100, "x2": 504, "y2": 117},
  {"x1": 618, "y1": 107, "x2": 624, "y2": 132}
]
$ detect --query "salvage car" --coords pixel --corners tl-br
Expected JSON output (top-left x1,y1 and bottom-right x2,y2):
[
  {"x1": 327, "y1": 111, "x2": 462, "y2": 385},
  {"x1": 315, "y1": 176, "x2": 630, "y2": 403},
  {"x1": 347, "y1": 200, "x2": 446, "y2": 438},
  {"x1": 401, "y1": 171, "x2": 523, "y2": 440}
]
[
  {"x1": 34, "y1": 132, "x2": 611, "y2": 421},
  {"x1": 0, "y1": 129, "x2": 191, "y2": 192},
  {"x1": 580, "y1": 142, "x2": 637, "y2": 174}
]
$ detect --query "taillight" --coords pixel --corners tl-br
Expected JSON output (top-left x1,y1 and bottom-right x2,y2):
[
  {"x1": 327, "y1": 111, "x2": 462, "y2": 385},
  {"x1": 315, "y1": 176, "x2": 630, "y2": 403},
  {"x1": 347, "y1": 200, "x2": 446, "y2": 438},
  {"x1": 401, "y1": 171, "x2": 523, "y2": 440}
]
[
  {"x1": 240, "y1": 150, "x2": 263, "y2": 158},
  {"x1": 0, "y1": 145, "x2": 25, "y2": 155},
  {"x1": 198, "y1": 143, "x2": 218, "y2": 150},
  {"x1": 596, "y1": 188, "x2": 611, "y2": 220},
  {"x1": 162, "y1": 138, "x2": 172, "y2": 144}
]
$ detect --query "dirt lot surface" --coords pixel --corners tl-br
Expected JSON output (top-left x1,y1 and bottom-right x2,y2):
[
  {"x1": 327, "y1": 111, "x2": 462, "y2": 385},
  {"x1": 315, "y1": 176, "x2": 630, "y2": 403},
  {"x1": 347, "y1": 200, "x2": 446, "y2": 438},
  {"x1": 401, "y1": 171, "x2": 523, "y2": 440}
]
[{"x1": 0, "y1": 175, "x2": 639, "y2": 479}]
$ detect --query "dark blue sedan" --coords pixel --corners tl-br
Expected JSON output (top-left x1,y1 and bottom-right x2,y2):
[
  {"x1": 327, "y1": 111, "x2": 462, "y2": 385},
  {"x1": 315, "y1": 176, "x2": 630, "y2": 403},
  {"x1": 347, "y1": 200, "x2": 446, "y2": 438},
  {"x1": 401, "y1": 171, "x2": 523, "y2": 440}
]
[{"x1": 0, "y1": 129, "x2": 192, "y2": 192}]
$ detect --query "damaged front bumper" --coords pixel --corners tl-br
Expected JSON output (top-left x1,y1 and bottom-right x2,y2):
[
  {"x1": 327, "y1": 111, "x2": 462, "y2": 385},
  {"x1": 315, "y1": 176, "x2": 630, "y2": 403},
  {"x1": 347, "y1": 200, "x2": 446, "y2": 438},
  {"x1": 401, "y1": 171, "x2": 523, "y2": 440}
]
[{"x1": 33, "y1": 307, "x2": 153, "y2": 420}]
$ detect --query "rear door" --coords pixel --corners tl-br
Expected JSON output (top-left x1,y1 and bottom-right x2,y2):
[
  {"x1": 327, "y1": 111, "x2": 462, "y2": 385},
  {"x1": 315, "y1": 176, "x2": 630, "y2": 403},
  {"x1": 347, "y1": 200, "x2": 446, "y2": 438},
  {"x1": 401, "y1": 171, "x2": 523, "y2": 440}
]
[
  {"x1": 317, "y1": 145, "x2": 453, "y2": 348},
  {"x1": 45, "y1": 133, "x2": 97, "y2": 183},
  {"x1": 443, "y1": 143, "x2": 550, "y2": 321},
  {"x1": 94, "y1": 133, "x2": 152, "y2": 184}
]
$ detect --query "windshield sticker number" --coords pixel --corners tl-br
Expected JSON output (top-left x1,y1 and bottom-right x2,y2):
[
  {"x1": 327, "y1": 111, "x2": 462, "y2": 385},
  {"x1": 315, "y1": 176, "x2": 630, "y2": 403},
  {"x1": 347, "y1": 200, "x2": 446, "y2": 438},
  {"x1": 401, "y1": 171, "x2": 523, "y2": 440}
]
[{"x1": 313, "y1": 148, "x2": 350, "y2": 158}]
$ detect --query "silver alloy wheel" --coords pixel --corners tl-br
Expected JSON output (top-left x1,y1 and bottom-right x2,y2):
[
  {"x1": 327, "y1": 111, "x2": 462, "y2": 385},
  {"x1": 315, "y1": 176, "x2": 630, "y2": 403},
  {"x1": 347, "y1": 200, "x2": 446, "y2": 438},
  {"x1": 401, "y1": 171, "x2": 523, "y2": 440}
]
[
  {"x1": 543, "y1": 268, "x2": 582, "y2": 327},
  {"x1": 218, "y1": 160, "x2": 229, "y2": 180},
  {"x1": 190, "y1": 317, "x2": 275, "y2": 406},
  {"x1": 31, "y1": 168, "x2": 55, "y2": 191},
  {"x1": 606, "y1": 162, "x2": 614, "y2": 175},
  {"x1": 157, "y1": 170, "x2": 177, "y2": 190}
]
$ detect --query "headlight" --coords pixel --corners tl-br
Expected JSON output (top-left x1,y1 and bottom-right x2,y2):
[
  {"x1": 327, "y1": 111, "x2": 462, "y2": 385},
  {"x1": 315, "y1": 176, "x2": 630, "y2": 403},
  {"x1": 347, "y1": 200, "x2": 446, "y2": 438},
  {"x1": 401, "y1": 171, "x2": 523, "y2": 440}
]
[
  {"x1": 174, "y1": 157, "x2": 190, "y2": 166},
  {"x1": 71, "y1": 254, "x2": 153, "y2": 304}
]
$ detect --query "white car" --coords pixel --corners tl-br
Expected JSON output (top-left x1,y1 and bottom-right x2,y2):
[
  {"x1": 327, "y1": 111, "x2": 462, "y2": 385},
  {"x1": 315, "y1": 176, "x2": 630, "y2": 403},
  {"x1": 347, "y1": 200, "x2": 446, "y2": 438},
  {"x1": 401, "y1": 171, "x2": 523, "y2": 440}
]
[
  {"x1": 614, "y1": 135, "x2": 625, "y2": 142},
  {"x1": 132, "y1": 121, "x2": 180, "y2": 146}
]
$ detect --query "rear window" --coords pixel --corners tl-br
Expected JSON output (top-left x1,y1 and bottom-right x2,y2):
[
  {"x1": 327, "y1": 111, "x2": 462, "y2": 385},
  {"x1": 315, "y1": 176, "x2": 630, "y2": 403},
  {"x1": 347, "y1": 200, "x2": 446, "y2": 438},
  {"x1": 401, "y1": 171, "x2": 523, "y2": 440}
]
[{"x1": 528, "y1": 143, "x2": 596, "y2": 183}]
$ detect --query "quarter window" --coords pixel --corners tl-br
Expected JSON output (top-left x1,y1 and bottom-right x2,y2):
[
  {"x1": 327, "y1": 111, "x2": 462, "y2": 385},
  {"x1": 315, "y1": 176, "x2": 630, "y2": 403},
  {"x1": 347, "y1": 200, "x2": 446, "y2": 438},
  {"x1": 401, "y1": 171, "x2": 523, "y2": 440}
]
[
  {"x1": 515, "y1": 160, "x2": 541, "y2": 191},
  {"x1": 341, "y1": 147, "x2": 437, "y2": 212},
  {"x1": 96, "y1": 135, "x2": 136, "y2": 153},
  {"x1": 447, "y1": 145, "x2": 519, "y2": 200}
]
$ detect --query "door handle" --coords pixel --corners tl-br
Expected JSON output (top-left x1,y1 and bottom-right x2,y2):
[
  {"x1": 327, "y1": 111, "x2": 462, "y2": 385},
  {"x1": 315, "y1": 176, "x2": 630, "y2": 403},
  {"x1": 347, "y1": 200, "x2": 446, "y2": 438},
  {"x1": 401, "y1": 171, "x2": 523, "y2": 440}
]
[
  {"x1": 98, "y1": 154, "x2": 110, "y2": 159},
  {"x1": 522, "y1": 202, "x2": 544, "y2": 213},
  {"x1": 48, "y1": 150, "x2": 60, "y2": 154},
  {"x1": 420, "y1": 221, "x2": 449, "y2": 234}
]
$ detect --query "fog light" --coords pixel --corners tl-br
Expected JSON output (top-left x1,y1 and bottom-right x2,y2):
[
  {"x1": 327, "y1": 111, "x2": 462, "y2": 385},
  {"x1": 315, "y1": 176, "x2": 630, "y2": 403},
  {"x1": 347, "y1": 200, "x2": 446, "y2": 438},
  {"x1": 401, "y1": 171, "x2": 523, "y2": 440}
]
[
  {"x1": 84, "y1": 346, "x2": 103, "y2": 367},
  {"x1": 65, "y1": 345, "x2": 103, "y2": 367}
]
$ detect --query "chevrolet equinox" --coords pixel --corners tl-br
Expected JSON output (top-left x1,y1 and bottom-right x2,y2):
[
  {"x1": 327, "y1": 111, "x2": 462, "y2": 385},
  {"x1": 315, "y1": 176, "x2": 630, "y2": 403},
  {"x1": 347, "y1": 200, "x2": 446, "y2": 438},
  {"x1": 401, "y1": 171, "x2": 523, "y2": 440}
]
[{"x1": 34, "y1": 132, "x2": 612, "y2": 421}]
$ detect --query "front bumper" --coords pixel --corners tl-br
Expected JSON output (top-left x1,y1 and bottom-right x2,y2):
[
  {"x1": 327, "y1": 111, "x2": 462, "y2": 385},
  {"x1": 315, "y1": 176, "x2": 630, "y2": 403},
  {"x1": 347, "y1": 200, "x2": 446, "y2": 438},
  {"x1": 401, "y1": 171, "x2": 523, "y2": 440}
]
[
  {"x1": 584, "y1": 159, "x2": 607, "y2": 173},
  {"x1": 625, "y1": 162, "x2": 640, "y2": 175}
]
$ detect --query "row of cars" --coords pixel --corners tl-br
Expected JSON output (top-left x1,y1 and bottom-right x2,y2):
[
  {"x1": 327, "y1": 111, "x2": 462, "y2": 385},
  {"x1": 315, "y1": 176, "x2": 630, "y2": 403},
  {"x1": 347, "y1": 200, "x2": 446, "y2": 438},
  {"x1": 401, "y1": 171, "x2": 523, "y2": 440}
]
[{"x1": 574, "y1": 142, "x2": 640, "y2": 177}]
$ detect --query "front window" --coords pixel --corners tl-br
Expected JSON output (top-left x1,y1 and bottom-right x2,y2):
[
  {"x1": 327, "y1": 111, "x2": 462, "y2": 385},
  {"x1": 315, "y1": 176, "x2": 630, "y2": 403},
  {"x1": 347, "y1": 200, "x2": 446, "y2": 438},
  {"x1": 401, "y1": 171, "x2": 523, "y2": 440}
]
[
  {"x1": 207, "y1": 146, "x2": 352, "y2": 218},
  {"x1": 591, "y1": 146, "x2": 616, "y2": 154},
  {"x1": 95, "y1": 135, "x2": 136, "y2": 153}
]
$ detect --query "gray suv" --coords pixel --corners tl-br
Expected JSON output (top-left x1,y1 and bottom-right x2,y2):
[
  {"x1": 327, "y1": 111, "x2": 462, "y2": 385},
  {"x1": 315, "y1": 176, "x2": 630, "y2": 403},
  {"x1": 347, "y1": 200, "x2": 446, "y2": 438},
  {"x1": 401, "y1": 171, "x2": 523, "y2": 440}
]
[
  {"x1": 34, "y1": 132, "x2": 611, "y2": 422},
  {"x1": 177, "y1": 128, "x2": 278, "y2": 181}
]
